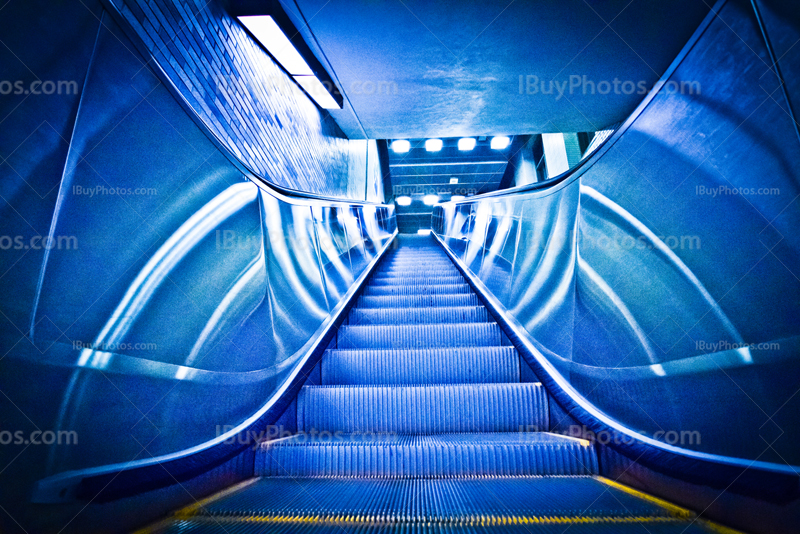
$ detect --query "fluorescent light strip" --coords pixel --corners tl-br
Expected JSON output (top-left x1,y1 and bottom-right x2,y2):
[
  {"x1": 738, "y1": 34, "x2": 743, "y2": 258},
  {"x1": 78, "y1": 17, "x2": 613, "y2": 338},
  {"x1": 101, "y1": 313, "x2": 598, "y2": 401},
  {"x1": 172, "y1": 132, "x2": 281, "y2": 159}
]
[
  {"x1": 239, "y1": 15, "x2": 340, "y2": 110},
  {"x1": 238, "y1": 16, "x2": 313, "y2": 75},
  {"x1": 390, "y1": 161, "x2": 506, "y2": 167},
  {"x1": 293, "y1": 75, "x2": 340, "y2": 109}
]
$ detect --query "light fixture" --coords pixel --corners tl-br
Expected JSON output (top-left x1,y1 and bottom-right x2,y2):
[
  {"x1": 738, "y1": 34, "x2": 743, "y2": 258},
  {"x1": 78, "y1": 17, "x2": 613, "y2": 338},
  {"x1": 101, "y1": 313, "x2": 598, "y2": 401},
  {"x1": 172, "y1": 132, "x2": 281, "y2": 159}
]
[
  {"x1": 417, "y1": 229, "x2": 432, "y2": 236},
  {"x1": 423, "y1": 194, "x2": 439, "y2": 206},
  {"x1": 396, "y1": 196, "x2": 412, "y2": 206},
  {"x1": 391, "y1": 140, "x2": 410, "y2": 153},
  {"x1": 491, "y1": 136, "x2": 510, "y2": 149},
  {"x1": 425, "y1": 139, "x2": 443, "y2": 152},
  {"x1": 451, "y1": 195, "x2": 465, "y2": 202},
  {"x1": 449, "y1": 177, "x2": 458, "y2": 184},
  {"x1": 458, "y1": 138, "x2": 476, "y2": 151},
  {"x1": 238, "y1": 16, "x2": 313, "y2": 74},
  {"x1": 238, "y1": 15, "x2": 341, "y2": 109},
  {"x1": 292, "y1": 76, "x2": 340, "y2": 109}
]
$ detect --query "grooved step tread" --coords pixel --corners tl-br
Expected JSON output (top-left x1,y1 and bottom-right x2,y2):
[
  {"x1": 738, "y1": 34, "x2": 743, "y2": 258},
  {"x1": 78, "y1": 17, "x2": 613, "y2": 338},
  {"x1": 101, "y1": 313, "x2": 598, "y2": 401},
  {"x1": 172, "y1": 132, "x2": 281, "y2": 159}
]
[
  {"x1": 370, "y1": 276, "x2": 465, "y2": 286},
  {"x1": 256, "y1": 432, "x2": 598, "y2": 477},
  {"x1": 297, "y1": 383, "x2": 548, "y2": 433},
  {"x1": 358, "y1": 294, "x2": 481, "y2": 308},
  {"x1": 348, "y1": 306, "x2": 489, "y2": 325},
  {"x1": 321, "y1": 347, "x2": 519, "y2": 385},
  {"x1": 181, "y1": 477, "x2": 690, "y2": 520},
  {"x1": 363, "y1": 283, "x2": 472, "y2": 296},
  {"x1": 152, "y1": 521, "x2": 721, "y2": 533},
  {"x1": 338, "y1": 323, "x2": 503, "y2": 349}
]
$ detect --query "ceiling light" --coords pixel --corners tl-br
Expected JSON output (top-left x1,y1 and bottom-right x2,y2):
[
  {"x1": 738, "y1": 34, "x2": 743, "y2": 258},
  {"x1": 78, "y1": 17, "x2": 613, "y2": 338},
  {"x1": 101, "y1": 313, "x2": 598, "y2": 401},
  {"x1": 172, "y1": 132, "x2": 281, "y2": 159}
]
[
  {"x1": 396, "y1": 196, "x2": 412, "y2": 206},
  {"x1": 417, "y1": 229, "x2": 432, "y2": 236},
  {"x1": 423, "y1": 194, "x2": 439, "y2": 206},
  {"x1": 458, "y1": 138, "x2": 476, "y2": 151},
  {"x1": 238, "y1": 16, "x2": 341, "y2": 109},
  {"x1": 238, "y1": 16, "x2": 313, "y2": 75},
  {"x1": 491, "y1": 136, "x2": 510, "y2": 149},
  {"x1": 292, "y1": 76, "x2": 341, "y2": 109},
  {"x1": 451, "y1": 195, "x2": 465, "y2": 202},
  {"x1": 391, "y1": 140, "x2": 410, "y2": 153},
  {"x1": 449, "y1": 177, "x2": 458, "y2": 184},
  {"x1": 425, "y1": 139, "x2": 443, "y2": 152}
]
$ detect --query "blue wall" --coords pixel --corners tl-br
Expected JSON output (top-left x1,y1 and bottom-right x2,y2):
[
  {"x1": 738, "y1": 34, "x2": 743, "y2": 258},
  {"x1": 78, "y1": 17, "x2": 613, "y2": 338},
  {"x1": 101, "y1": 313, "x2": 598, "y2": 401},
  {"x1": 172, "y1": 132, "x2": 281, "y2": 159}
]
[
  {"x1": 111, "y1": 0, "x2": 376, "y2": 198},
  {"x1": 0, "y1": 1, "x2": 391, "y2": 529}
]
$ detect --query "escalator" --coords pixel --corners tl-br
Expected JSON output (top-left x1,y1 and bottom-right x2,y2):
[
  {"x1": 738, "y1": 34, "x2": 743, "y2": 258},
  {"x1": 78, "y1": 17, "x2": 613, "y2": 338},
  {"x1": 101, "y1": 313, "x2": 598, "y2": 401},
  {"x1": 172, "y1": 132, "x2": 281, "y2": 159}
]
[{"x1": 142, "y1": 235, "x2": 726, "y2": 533}]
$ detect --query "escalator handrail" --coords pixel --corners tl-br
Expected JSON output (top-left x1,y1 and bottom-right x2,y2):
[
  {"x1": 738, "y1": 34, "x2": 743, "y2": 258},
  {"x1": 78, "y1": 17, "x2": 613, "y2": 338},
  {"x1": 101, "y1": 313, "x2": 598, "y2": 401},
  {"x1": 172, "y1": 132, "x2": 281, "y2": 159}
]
[
  {"x1": 31, "y1": 232, "x2": 398, "y2": 503},
  {"x1": 434, "y1": 232, "x2": 800, "y2": 502}
]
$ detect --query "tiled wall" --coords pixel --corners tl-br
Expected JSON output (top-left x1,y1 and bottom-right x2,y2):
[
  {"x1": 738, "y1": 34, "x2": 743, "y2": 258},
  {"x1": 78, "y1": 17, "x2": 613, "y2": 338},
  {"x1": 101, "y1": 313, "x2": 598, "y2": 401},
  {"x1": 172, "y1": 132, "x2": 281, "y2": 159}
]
[{"x1": 110, "y1": 0, "x2": 375, "y2": 200}]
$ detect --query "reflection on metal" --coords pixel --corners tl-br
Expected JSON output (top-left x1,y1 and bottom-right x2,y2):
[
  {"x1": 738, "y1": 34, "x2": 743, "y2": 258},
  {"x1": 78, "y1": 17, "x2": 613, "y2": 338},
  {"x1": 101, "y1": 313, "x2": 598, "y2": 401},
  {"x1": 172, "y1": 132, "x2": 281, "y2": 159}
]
[
  {"x1": 185, "y1": 250, "x2": 266, "y2": 368},
  {"x1": 435, "y1": 231, "x2": 800, "y2": 479},
  {"x1": 92, "y1": 182, "x2": 260, "y2": 352},
  {"x1": 577, "y1": 257, "x2": 658, "y2": 364},
  {"x1": 34, "y1": 173, "x2": 394, "y2": 482},
  {"x1": 580, "y1": 185, "x2": 747, "y2": 362}
]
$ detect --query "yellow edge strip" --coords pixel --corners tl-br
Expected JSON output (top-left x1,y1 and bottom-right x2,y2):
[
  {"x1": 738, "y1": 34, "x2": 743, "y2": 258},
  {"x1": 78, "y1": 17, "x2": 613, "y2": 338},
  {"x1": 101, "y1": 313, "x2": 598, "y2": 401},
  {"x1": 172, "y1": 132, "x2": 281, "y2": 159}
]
[
  {"x1": 180, "y1": 514, "x2": 686, "y2": 525},
  {"x1": 132, "y1": 477, "x2": 261, "y2": 534},
  {"x1": 595, "y1": 476, "x2": 747, "y2": 534}
]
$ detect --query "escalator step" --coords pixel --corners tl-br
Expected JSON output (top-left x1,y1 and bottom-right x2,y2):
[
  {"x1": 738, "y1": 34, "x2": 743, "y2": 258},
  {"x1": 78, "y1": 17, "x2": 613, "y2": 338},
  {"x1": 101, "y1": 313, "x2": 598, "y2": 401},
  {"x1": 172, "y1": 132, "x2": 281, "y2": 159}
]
[
  {"x1": 152, "y1": 521, "x2": 719, "y2": 533},
  {"x1": 378, "y1": 266, "x2": 459, "y2": 274},
  {"x1": 348, "y1": 306, "x2": 489, "y2": 325},
  {"x1": 256, "y1": 433, "x2": 598, "y2": 477},
  {"x1": 358, "y1": 294, "x2": 480, "y2": 308},
  {"x1": 363, "y1": 283, "x2": 471, "y2": 296},
  {"x1": 338, "y1": 323, "x2": 502, "y2": 349},
  {"x1": 182, "y1": 477, "x2": 687, "y2": 521},
  {"x1": 321, "y1": 347, "x2": 519, "y2": 384},
  {"x1": 297, "y1": 383, "x2": 547, "y2": 433},
  {"x1": 370, "y1": 275, "x2": 465, "y2": 286}
]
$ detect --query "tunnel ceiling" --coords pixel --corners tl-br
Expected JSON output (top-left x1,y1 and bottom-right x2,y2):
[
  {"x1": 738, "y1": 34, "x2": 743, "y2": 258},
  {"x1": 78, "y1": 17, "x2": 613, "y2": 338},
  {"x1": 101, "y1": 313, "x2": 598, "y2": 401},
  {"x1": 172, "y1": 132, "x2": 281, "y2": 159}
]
[{"x1": 281, "y1": 0, "x2": 711, "y2": 139}]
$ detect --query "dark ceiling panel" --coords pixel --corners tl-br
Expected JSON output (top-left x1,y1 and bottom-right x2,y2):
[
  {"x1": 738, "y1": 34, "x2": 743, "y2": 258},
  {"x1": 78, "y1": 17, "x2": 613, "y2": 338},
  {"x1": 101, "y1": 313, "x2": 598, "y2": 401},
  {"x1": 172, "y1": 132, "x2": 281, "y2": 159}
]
[{"x1": 290, "y1": 0, "x2": 711, "y2": 139}]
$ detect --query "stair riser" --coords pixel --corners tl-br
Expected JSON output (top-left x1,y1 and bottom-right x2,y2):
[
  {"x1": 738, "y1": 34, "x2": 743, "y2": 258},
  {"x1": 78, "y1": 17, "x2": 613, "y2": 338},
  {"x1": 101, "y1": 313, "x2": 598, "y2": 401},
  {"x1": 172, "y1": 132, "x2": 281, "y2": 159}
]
[
  {"x1": 257, "y1": 443, "x2": 598, "y2": 477},
  {"x1": 370, "y1": 276, "x2": 464, "y2": 285},
  {"x1": 298, "y1": 384, "x2": 548, "y2": 434},
  {"x1": 363, "y1": 285, "x2": 472, "y2": 296},
  {"x1": 321, "y1": 347, "x2": 519, "y2": 384},
  {"x1": 358, "y1": 295, "x2": 481, "y2": 308},
  {"x1": 338, "y1": 324, "x2": 502, "y2": 349},
  {"x1": 348, "y1": 307, "x2": 489, "y2": 325}
]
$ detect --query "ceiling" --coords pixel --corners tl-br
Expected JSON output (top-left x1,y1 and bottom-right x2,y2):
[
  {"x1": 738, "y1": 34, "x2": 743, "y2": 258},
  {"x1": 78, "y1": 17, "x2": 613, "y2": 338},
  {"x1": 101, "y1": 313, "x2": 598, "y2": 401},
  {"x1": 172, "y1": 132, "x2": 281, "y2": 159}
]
[{"x1": 279, "y1": 0, "x2": 711, "y2": 139}]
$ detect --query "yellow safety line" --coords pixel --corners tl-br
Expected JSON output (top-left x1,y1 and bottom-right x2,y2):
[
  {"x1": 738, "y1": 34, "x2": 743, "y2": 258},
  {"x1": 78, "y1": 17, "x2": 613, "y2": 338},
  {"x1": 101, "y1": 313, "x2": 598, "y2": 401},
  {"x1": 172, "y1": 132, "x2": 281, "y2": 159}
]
[
  {"x1": 595, "y1": 476, "x2": 747, "y2": 534},
  {"x1": 132, "y1": 477, "x2": 260, "y2": 534},
  {"x1": 173, "y1": 514, "x2": 688, "y2": 526}
]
